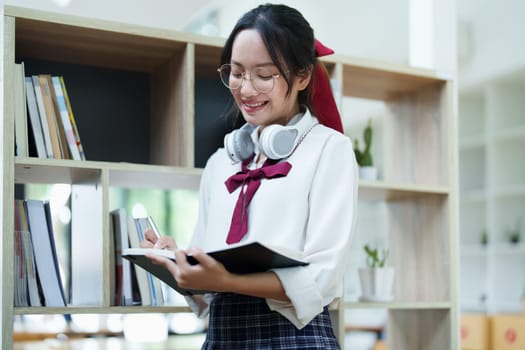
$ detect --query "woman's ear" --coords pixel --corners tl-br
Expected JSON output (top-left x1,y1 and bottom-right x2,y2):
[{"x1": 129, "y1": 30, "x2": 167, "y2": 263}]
[{"x1": 295, "y1": 65, "x2": 313, "y2": 91}]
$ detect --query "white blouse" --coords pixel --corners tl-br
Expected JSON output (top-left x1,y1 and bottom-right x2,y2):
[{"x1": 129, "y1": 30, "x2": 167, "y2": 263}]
[{"x1": 186, "y1": 110, "x2": 359, "y2": 329}]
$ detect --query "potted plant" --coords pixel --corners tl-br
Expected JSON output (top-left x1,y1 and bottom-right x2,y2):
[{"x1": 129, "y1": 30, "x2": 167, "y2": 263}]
[
  {"x1": 358, "y1": 244, "x2": 394, "y2": 302},
  {"x1": 505, "y1": 227, "x2": 521, "y2": 245},
  {"x1": 354, "y1": 119, "x2": 378, "y2": 180},
  {"x1": 480, "y1": 228, "x2": 488, "y2": 246}
]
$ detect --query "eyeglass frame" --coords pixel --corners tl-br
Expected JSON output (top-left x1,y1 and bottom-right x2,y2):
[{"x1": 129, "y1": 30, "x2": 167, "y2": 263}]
[{"x1": 217, "y1": 63, "x2": 283, "y2": 93}]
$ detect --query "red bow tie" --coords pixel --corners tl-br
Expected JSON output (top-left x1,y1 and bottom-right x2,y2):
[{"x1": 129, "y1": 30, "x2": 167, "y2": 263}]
[{"x1": 224, "y1": 156, "x2": 292, "y2": 244}]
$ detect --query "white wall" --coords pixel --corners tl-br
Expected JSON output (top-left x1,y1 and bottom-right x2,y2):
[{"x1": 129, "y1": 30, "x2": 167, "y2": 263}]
[
  {"x1": 3, "y1": 0, "x2": 212, "y2": 31},
  {"x1": 3, "y1": 0, "x2": 457, "y2": 72},
  {"x1": 3, "y1": 0, "x2": 419, "y2": 68},
  {"x1": 458, "y1": 0, "x2": 525, "y2": 87},
  {"x1": 207, "y1": 0, "x2": 410, "y2": 65}
]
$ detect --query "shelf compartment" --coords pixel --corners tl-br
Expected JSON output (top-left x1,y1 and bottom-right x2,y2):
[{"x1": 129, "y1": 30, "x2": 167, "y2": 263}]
[
  {"x1": 328, "y1": 55, "x2": 446, "y2": 101},
  {"x1": 459, "y1": 200, "x2": 487, "y2": 245},
  {"x1": 492, "y1": 195, "x2": 525, "y2": 244},
  {"x1": 389, "y1": 196, "x2": 451, "y2": 303},
  {"x1": 492, "y1": 137, "x2": 525, "y2": 187},
  {"x1": 388, "y1": 309, "x2": 451, "y2": 349},
  {"x1": 11, "y1": 8, "x2": 189, "y2": 73},
  {"x1": 491, "y1": 254, "x2": 525, "y2": 311},
  {"x1": 486, "y1": 80, "x2": 525, "y2": 132},
  {"x1": 342, "y1": 78, "x2": 450, "y2": 188},
  {"x1": 11, "y1": 9, "x2": 195, "y2": 168},
  {"x1": 459, "y1": 147, "x2": 486, "y2": 192},
  {"x1": 458, "y1": 88, "x2": 485, "y2": 140}
]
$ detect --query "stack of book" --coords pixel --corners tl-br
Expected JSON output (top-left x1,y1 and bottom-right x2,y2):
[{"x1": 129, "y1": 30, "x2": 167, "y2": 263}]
[
  {"x1": 14, "y1": 62, "x2": 86, "y2": 160},
  {"x1": 110, "y1": 209, "x2": 165, "y2": 307},
  {"x1": 13, "y1": 199, "x2": 66, "y2": 307}
]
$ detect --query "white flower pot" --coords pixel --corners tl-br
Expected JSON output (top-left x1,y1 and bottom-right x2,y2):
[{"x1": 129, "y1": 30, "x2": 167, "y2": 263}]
[
  {"x1": 358, "y1": 267, "x2": 394, "y2": 302},
  {"x1": 359, "y1": 166, "x2": 378, "y2": 181}
]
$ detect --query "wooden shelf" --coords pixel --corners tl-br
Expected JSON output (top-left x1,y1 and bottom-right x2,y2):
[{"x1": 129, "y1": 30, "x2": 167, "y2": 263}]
[
  {"x1": 15, "y1": 305, "x2": 192, "y2": 315},
  {"x1": 359, "y1": 181, "x2": 449, "y2": 201},
  {"x1": 344, "y1": 301, "x2": 453, "y2": 310},
  {"x1": 15, "y1": 157, "x2": 202, "y2": 189},
  {"x1": 324, "y1": 54, "x2": 447, "y2": 101},
  {"x1": 2, "y1": 5, "x2": 458, "y2": 350}
]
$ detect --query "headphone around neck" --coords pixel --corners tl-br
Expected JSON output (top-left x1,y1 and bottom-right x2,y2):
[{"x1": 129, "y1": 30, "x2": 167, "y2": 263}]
[{"x1": 224, "y1": 111, "x2": 316, "y2": 163}]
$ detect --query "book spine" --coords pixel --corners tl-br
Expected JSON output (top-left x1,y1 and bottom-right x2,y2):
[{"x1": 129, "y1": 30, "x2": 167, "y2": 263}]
[
  {"x1": 24, "y1": 77, "x2": 47, "y2": 158},
  {"x1": 134, "y1": 218, "x2": 158, "y2": 306},
  {"x1": 32, "y1": 76, "x2": 54, "y2": 158},
  {"x1": 42, "y1": 74, "x2": 70, "y2": 159},
  {"x1": 24, "y1": 199, "x2": 66, "y2": 307},
  {"x1": 14, "y1": 63, "x2": 28, "y2": 157},
  {"x1": 51, "y1": 76, "x2": 81, "y2": 160},
  {"x1": 35, "y1": 75, "x2": 61, "y2": 158},
  {"x1": 59, "y1": 77, "x2": 86, "y2": 160},
  {"x1": 126, "y1": 215, "x2": 152, "y2": 306}
]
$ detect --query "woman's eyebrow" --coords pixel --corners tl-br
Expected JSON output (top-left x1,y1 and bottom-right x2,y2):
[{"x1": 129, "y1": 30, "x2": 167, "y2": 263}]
[{"x1": 230, "y1": 60, "x2": 276, "y2": 68}]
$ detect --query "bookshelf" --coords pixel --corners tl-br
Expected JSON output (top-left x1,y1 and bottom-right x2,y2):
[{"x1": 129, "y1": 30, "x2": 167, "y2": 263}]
[
  {"x1": 458, "y1": 68, "x2": 525, "y2": 315},
  {"x1": 1, "y1": 5, "x2": 458, "y2": 349},
  {"x1": 328, "y1": 55, "x2": 457, "y2": 349}
]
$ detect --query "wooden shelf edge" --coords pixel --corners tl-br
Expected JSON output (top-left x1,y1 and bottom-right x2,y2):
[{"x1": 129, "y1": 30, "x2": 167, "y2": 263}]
[
  {"x1": 359, "y1": 181, "x2": 449, "y2": 200},
  {"x1": 322, "y1": 54, "x2": 452, "y2": 82},
  {"x1": 14, "y1": 305, "x2": 192, "y2": 315},
  {"x1": 15, "y1": 157, "x2": 202, "y2": 175},
  {"x1": 344, "y1": 301, "x2": 453, "y2": 309},
  {"x1": 4, "y1": 5, "x2": 224, "y2": 48}
]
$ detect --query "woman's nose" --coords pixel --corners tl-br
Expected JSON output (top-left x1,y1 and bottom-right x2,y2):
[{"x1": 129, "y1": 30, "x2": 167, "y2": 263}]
[{"x1": 240, "y1": 74, "x2": 259, "y2": 95}]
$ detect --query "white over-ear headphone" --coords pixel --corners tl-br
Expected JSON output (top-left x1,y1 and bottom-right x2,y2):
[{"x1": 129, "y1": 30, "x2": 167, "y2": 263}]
[{"x1": 224, "y1": 111, "x2": 315, "y2": 163}]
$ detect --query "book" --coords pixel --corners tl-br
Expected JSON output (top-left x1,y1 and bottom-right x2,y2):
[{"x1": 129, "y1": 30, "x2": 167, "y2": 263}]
[
  {"x1": 122, "y1": 242, "x2": 309, "y2": 296},
  {"x1": 51, "y1": 76, "x2": 81, "y2": 160},
  {"x1": 32, "y1": 75, "x2": 54, "y2": 158},
  {"x1": 134, "y1": 217, "x2": 164, "y2": 306},
  {"x1": 59, "y1": 76, "x2": 86, "y2": 160},
  {"x1": 14, "y1": 200, "x2": 42, "y2": 306},
  {"x1": 110, "y1": 208, "x2": 134, "y2": 306},
  {"x1": 24, "y1": 200, "x2": 66, "y2": 307},
  {"x1": 70, "y1": 184, "x2": 104, "y2": 306},
  {"x1": 40, "y1": 74, "x2": 70, "y2": 159},
  {"x1": 24, "y1": 77, "x2": 47, "y2": 158},
  {"x1": 14, "y1": 63, "x2": 28, "y2": 157},
  {"x1": 126, "y1": 215, "x2": 152, "y2": 306}
]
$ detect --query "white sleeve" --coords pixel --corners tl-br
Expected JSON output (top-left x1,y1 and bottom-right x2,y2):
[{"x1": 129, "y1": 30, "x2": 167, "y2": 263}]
[
  {"x1": 266, "y1": 134, "x2": 358, "y2": 329},
  {"x1": 184, "y1": 151, "x2": 218, "y2": 317}
]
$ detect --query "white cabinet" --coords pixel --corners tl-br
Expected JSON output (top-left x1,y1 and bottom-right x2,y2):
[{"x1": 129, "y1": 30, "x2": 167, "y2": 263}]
[{"x1": 459, "y1": 69, "x2": 525, "y2": 314}]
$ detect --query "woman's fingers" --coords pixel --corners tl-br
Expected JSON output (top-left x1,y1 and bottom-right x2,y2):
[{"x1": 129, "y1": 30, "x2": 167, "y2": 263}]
[{"x1": 153, "y1": 236, "x2": 178, "y2": 250}]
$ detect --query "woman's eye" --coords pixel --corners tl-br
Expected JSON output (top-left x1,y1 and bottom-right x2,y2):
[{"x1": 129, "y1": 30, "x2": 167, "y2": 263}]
[
  {"x1": 231, "y1": 72, "x2": 243, "y2": 79},
  {"x1": 257, "y1": 74, "x2": 273, "y2": 80}
]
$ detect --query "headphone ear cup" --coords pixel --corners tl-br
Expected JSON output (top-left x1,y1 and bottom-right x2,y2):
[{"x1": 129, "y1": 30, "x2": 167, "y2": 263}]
[
  {"x1": 224, "y1": 125, "x2": 255, "y2": 163},
  {"x1": 259, "y1": 125, "x2": 298, "y2": 159}
]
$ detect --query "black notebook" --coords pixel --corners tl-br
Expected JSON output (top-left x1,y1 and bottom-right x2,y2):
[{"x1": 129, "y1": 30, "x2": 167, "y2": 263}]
[{"x1": 122, "y1": 242, "x2": 309, "y2": 296}]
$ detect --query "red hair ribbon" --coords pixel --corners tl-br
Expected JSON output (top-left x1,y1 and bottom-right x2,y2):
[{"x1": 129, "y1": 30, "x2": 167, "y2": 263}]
[{"x1": 312, "y1": 39, "x2": 344, "y2": 133}]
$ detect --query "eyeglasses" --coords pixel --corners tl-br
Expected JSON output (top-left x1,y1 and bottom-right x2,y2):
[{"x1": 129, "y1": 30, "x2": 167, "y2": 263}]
[{"x1": 217, "y1": 64, "x2": 281, "y2": 93}]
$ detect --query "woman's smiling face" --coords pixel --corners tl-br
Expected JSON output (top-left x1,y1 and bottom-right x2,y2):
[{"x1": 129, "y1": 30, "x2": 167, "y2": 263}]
[{"x1": 229, "y1": 29, "x2": 310, "y2": 128}]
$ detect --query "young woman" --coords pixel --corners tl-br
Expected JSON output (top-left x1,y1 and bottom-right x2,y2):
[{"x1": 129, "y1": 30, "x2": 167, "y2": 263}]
[{"x1": 144, "y1": 4, "x2": 358, "y2": 349}]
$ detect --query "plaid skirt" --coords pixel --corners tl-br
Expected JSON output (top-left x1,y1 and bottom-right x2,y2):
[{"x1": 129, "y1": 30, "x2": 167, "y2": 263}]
[{"x1": 201, "y1": 293, "x2": 340, "y2": 349}]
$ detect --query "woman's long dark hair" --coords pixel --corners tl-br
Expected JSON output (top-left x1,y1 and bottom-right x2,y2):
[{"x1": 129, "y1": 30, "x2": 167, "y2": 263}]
[{"x1": 220, "y1": 4, "x2": 317, "y2": 123}]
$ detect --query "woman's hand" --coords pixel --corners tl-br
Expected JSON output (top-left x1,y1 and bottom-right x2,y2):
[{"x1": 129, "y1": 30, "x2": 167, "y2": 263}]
[
  {"x1": 145, "y1": 247, "x2": 231, "y2": 293},
  {"x1": 140, "y1": 229, "x2": 177, "y2": 250}
]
